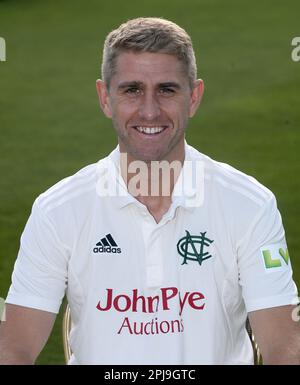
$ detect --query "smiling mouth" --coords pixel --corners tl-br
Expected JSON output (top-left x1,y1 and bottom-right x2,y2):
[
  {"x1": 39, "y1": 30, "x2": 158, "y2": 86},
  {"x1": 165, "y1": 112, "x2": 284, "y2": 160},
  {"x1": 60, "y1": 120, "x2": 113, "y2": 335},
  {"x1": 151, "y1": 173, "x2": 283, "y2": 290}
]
[{"x1": 133, "y1": 126, "x2": 167, "y2": 135}]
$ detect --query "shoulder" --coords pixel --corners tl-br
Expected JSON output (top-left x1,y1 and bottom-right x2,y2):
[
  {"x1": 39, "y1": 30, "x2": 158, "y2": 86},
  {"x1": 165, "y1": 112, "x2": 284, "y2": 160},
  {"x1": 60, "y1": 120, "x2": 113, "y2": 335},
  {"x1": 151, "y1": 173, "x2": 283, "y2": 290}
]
[
  {"x1": 35, "y1": 161, "x2": 100, "y2": 214},
  {"x1": 187, "y1": 144, "x2": 274, "y2": 208}
]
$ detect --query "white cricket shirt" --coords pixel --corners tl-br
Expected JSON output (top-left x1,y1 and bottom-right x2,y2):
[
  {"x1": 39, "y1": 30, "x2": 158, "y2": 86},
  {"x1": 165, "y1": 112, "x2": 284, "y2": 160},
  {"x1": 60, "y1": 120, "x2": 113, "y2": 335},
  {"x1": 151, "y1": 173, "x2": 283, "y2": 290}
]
[{"x1": 6, "y1": 143, "x2": 298, "y2": 364}]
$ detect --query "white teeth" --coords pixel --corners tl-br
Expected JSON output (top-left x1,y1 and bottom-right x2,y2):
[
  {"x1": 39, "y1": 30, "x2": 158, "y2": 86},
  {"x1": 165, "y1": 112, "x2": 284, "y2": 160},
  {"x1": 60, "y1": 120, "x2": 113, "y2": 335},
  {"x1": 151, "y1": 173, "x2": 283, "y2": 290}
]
[{"x1": 136, "y1": 126, "x2": 165, "y2": 134}]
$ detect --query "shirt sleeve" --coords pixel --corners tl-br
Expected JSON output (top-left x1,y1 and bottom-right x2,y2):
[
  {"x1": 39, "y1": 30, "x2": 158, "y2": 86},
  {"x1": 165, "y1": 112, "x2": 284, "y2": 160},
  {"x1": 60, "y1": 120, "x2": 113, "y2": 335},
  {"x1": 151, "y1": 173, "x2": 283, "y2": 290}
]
[
  {"x1": 5, "y1": 199, "x2": 69, "y2": 314},
  {"x1": 237, "y1": 194, "x2": 299, "y2": 313}
]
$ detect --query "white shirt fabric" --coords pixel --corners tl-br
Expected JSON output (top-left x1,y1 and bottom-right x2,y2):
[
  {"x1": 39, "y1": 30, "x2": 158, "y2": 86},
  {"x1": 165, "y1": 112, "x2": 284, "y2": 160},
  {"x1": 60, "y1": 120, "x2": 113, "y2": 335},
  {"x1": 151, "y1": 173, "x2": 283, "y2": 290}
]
[{"x1": 6, "y1": 143, "x2": 298, "y2": 364}]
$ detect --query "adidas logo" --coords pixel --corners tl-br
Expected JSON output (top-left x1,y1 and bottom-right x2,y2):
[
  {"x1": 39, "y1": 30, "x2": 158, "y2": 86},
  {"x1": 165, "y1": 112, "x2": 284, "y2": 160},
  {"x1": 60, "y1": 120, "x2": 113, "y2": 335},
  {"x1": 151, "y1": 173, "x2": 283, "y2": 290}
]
[{"x1": 93, "y1": 234, "x2": 121, "y2": 254}]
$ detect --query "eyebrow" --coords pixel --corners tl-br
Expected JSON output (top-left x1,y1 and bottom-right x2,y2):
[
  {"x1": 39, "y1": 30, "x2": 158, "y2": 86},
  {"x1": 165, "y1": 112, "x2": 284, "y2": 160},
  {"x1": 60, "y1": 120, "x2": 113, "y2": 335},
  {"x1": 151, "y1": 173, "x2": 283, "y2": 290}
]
[
  {"x1": 158, "y1": 82, "x2": 181, "y2": 89},
  {"x1": 118, "y1": 81, "x2": 143, "y2": 90},
  {"x1": 117, "y1": 81, "x2": 181, "y2": 90}
]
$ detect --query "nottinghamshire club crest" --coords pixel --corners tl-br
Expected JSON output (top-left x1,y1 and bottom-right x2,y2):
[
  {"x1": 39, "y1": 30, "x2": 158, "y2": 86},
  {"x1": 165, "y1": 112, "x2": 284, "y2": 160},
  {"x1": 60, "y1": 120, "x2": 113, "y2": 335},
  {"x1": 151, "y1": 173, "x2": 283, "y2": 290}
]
[{"x1": 177, "y1": 230, "x2": 214, "y2": 266}]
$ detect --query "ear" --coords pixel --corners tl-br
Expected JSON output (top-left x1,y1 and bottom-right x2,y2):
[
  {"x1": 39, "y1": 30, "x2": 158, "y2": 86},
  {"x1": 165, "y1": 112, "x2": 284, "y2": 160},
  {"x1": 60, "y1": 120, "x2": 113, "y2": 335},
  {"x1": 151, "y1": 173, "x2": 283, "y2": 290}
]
[
  {"x1": 96, "y1": 79, "x2": 113, "y2": 118},
  {"x1": 189, "y1": 79, "x2": 204, "y2": 117}
]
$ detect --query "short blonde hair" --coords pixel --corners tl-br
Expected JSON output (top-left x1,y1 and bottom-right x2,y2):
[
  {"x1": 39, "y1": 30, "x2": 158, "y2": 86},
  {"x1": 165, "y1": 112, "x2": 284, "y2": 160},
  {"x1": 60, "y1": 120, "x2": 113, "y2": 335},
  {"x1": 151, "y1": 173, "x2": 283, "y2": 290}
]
[{"x1": 101, "y1": 17, "x2": 197, "y2": 89}]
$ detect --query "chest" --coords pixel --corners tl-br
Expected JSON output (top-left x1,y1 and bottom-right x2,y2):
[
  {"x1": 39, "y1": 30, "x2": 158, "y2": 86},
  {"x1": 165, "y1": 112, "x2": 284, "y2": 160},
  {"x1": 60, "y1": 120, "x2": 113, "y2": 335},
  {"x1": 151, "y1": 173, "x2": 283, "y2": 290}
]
[{"x1": 68, "y1": 203, "x2": 238, "y2": 301}]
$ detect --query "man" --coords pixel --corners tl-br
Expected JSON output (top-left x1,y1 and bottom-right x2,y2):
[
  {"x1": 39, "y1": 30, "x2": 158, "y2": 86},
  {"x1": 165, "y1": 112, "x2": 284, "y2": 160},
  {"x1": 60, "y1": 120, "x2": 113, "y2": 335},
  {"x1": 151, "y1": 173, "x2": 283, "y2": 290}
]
[{"x1": 0, "y1": 17, "x2": 299, "y2": 365}]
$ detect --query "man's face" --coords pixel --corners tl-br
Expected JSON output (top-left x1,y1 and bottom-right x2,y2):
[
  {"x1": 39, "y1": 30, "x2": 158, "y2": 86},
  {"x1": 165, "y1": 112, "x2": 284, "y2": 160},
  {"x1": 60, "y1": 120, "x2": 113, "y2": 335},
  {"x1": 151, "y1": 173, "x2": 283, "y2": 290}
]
[{"x1": 97, "y1": 51, "x2": 203, "y2": 162}]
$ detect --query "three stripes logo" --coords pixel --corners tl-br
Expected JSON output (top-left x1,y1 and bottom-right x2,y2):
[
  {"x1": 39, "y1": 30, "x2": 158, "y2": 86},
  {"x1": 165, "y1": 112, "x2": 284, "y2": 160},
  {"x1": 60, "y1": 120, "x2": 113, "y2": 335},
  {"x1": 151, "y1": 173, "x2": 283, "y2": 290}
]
[{"x1": 93, "y1": 233, "x2": 121, "y2": 254}]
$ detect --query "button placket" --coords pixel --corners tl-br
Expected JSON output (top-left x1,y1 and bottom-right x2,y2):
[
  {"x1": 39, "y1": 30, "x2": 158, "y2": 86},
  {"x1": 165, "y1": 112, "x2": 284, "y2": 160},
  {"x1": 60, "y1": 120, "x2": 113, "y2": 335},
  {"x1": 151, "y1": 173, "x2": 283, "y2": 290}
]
[{"x1": 140, "y1": 213, "x2": 164, "y2": 288}]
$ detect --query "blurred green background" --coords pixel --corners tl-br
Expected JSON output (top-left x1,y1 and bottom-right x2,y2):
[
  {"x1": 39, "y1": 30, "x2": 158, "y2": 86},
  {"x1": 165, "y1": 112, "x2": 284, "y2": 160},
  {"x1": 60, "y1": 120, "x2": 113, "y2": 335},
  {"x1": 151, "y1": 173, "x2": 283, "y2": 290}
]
[{"x1": 0, "y1": 0, "x2": 299, "y2": 364}]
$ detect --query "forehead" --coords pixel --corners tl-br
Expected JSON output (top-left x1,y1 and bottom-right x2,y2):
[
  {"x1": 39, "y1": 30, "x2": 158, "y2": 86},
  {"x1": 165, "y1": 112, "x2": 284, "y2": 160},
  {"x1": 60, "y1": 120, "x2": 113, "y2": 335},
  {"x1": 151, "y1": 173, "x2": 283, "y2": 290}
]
[{"x1": 112, "y1": 51, "x2": 188, "y2": 86}]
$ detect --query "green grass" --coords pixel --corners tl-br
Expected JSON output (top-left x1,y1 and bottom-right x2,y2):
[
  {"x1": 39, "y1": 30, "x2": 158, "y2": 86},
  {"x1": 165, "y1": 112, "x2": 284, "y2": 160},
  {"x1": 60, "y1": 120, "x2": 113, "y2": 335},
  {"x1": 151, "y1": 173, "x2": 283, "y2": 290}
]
[{"x1": 0, "y1": 0, "x2": 299, "y2": 364}]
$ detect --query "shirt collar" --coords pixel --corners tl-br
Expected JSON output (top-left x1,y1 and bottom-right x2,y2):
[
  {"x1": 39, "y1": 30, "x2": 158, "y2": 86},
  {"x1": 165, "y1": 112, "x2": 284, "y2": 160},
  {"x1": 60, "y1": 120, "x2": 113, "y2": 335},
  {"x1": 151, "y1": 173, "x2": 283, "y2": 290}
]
[
  {"x1": 95, "y1": 142, "x2": 204, "y2": 210},
  {"x1": 172, "y1": 143, "x2": 204, "y2": 210}
]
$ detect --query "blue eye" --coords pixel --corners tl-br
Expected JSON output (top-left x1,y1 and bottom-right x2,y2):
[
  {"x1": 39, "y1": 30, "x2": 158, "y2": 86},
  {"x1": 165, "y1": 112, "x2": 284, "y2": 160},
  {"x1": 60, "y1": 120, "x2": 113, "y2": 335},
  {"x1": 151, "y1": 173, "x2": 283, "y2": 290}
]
[
  {"x1": 126, "y1": 87, "x2": 140, "y2": 95},
  {"x1": 160, "y1": 88, "x2": 175, "y2": 94}
]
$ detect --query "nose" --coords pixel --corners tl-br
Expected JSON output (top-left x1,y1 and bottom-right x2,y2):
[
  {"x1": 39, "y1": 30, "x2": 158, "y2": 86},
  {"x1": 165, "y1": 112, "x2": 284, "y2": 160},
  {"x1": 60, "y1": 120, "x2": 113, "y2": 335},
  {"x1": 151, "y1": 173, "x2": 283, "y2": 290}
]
[{"x1": 138, "y1": 91, "x2": 161, "y2": 121}]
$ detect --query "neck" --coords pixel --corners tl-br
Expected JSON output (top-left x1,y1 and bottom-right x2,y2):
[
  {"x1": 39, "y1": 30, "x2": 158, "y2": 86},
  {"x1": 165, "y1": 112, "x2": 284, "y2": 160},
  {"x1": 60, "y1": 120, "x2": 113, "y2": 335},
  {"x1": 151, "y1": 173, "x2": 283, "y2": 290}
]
[{"x1": 119, "y1": 152, "x2": 185, "y2": 223}]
